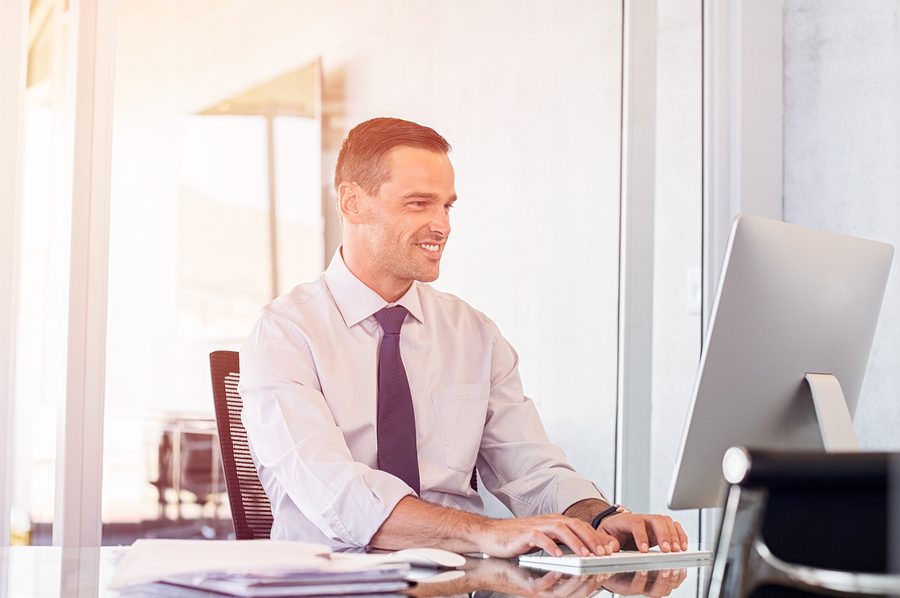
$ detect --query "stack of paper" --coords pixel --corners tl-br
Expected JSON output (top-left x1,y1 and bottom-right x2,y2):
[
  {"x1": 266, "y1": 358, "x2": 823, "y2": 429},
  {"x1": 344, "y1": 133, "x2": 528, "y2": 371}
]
[
  {"x1": 110, "y1": 540, "x2": 423, "y2": 596},
  {"x1": 160, "y1": 565, "x2": 410, "y2": 597}
]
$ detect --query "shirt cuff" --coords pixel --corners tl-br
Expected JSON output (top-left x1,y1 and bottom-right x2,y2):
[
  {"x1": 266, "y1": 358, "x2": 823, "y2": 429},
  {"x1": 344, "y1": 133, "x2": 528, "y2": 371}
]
[
  {"x1": 556, "y1": 477, "x2": 610, "y2": 514},
  {"x1": 322, "y1": 470, "x2": 416, "y2": 547}
]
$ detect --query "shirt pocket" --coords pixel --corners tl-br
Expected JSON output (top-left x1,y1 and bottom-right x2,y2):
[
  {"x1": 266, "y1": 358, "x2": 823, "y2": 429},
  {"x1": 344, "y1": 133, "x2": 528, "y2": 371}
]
[{"x1": 431, "y1": 383, "x2": 490, "y2": 473}]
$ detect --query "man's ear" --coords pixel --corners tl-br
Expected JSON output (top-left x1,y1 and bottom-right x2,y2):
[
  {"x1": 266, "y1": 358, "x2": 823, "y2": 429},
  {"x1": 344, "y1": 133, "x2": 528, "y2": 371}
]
[{"x1": 337, "y1": 181, "x2": 367, "y2": 224}]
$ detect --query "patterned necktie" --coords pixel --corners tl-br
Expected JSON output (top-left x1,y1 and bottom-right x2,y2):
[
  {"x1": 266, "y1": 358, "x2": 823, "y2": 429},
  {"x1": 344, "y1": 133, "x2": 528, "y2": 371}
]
[{"x1": 374, "y1": 305, "x2": 421, "y2": 493}]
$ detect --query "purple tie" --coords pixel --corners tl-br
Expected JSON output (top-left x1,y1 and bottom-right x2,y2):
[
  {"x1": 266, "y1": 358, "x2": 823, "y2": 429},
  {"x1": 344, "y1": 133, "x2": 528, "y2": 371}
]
[{"x1": 374, "y1": 306, "x2": 421, "y2": 494}]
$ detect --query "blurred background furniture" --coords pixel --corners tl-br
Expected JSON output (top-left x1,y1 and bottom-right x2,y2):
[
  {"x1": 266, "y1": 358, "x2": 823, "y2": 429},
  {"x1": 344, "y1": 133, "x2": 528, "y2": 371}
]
[
  {"x1": 209, "y1": 350, "x2": 274, "y2": 539},
  {"x1": 150, "y1": 415, "x2": 227, "y2": 521}
]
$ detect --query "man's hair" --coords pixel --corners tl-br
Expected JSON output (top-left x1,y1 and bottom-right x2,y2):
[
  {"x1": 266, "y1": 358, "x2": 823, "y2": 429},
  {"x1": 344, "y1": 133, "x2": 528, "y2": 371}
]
[{"x1": 334, "y1": 117, "x2": 451, "y2": 195}]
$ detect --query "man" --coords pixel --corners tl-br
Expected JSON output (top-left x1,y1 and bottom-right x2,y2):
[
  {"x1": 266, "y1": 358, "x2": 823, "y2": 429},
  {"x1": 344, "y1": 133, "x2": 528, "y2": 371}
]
[{"x1": 240, "y1": 117, "x2": 687, "y2": 558}]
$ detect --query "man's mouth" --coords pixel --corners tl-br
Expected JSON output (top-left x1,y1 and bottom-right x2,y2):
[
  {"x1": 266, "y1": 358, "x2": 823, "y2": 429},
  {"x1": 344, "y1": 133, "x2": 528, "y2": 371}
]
[{"x1": 417, "y1": 243, "x2": 441, "y2": 253}]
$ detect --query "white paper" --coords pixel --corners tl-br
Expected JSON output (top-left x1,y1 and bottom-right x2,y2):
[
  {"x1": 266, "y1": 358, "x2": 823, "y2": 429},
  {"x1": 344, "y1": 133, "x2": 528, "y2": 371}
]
[
  {"x1": 110, "y1": 539, "x2": 468, "y2": 590},
  {"x1": 110, "y1": 539, "x2": 332, "y2": 588}
]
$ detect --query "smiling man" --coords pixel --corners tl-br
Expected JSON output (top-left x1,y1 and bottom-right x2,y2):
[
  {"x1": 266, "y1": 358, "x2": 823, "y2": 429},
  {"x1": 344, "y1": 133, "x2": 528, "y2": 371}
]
[{"x1": 239, "y1": 117, "x2": 687, "y2": 558}]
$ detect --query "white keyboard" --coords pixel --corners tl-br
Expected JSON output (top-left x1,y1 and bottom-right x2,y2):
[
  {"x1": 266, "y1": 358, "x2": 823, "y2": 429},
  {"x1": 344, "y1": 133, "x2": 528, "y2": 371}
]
[{"x1": 518, "y1": 549, "x2": 713, "y2": 573}]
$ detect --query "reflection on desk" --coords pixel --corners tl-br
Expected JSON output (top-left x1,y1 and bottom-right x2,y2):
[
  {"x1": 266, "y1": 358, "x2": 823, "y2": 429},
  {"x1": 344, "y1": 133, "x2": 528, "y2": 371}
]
[
  {"x1": 412, "y1": 555, "x2": 700, "y2": 598},
  {"x1": 0, "y1": 546, "x2": 709, "y2": 598}
]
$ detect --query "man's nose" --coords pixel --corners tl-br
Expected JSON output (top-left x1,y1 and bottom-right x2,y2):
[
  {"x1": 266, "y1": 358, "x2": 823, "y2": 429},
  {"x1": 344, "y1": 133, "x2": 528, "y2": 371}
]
[{"x1": 430, "y1": 207, "x2": 451, "y2": 237}]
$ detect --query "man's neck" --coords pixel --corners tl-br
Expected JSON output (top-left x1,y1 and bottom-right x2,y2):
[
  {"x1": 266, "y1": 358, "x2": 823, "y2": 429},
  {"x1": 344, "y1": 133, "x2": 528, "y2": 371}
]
[{"x1": 340, "y1": 246, "x2": 412, "y2": 303}]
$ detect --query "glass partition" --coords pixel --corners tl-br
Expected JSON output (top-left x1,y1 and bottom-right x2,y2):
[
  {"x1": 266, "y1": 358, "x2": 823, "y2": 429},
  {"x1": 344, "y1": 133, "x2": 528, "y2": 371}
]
[
  {"x1": 103, "y1": 1, "x2": 323, "y2": 541},
  {"x1": 102, "y1": 0, "x2": 624, "y2": 540},
  {"x1": 9, "y1": 0, "x2": 74, "y2": 545}
]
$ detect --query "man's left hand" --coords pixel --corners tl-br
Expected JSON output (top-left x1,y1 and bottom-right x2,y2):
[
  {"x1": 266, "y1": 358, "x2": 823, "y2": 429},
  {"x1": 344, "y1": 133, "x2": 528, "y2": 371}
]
[{"x1": 599, "y1": 512, "x2": 688, "y2": 553}]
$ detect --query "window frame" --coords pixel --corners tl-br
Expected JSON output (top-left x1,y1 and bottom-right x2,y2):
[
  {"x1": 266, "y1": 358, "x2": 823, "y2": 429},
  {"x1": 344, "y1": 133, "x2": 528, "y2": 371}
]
[{"x1": 0, "y1": 0, "x2": 29, "y2": 551}]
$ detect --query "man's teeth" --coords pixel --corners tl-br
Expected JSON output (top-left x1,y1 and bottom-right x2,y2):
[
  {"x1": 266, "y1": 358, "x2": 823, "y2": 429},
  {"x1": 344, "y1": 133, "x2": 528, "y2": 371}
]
[{"x1": 418, "y1": 244, "x2": 440, "y2": 252}]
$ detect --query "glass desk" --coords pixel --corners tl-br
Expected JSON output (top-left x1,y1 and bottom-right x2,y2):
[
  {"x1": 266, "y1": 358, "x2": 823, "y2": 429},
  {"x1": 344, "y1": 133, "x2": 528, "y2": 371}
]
[{"x1": 1, "y1": 546, "x2": 710, "y2": 597}]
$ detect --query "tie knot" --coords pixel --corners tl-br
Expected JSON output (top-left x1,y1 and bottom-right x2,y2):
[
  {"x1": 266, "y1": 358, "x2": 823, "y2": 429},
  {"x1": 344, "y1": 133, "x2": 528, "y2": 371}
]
[{"x1": 374, "y1": 305, "x2": 408, "y2": 335}]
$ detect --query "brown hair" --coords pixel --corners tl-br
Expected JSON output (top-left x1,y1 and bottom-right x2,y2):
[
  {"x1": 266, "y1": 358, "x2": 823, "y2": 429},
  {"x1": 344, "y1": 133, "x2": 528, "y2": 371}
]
[{"x1": 334, "y1": 117, "x2": 451, "y2": 195}]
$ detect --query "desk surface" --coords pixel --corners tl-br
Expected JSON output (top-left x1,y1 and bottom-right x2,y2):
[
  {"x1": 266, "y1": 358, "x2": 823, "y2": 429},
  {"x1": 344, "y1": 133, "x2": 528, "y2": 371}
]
[{"x1": 1, "y1": 546, "x2": 710, "y2": 597}]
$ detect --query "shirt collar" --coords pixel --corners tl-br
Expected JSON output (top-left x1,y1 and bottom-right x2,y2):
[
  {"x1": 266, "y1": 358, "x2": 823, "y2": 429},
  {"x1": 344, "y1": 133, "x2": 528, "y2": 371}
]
[{"x1": 324, "y1": 248, "x2": 425, "y2": 328}]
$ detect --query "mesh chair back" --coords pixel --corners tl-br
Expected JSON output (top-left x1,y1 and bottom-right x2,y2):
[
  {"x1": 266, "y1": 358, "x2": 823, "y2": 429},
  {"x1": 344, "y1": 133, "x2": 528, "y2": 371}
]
[{"x1": 209, "y1": 350, "x2": 273, "y2": 539}]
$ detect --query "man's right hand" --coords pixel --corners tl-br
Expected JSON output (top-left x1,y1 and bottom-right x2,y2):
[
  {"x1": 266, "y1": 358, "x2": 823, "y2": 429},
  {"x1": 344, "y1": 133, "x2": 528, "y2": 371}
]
[
  {"x1": 476, "y1": 513, "x2": 620, "y2": 558},
  {"x1": 371, "y1": 496, "x2": 620, "y2": 558}
]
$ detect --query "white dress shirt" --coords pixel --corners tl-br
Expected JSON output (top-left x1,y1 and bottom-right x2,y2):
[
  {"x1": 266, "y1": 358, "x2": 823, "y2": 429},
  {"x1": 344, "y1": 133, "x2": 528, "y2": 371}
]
[{"x1": 239, "y1": 250, "x2": 607, "y2": 549}]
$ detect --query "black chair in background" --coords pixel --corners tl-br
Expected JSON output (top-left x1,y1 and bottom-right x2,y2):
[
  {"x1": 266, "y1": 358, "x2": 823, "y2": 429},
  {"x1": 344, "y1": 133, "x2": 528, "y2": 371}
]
[
  {"x1": 150, "y1": 423, "x2": 227, "y2": 520},
  {"x1": 209, "y1": 350, "x2": 274, "y2": 540},
  {"x1": 709, "y1": 448, "x2": 900, "y2": 597}
]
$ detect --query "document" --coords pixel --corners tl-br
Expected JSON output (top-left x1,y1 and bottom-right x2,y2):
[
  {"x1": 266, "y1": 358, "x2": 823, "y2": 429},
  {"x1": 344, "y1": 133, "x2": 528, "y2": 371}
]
[
  {"x1": 111, "y1": 539, "x2": 463, "y2": 597},
  {"x1": 111, "y1": 539, "x2": 332, "y2": 588},
  {"x1": 160, "y1": 567, "x2": 411, "y2": 597}
]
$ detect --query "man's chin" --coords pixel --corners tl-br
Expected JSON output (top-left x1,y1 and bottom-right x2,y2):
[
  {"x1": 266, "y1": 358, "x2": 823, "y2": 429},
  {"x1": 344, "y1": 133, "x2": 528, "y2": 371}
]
[{"x1": 414, "y1": 265, "x2": 440, "y2": 283}]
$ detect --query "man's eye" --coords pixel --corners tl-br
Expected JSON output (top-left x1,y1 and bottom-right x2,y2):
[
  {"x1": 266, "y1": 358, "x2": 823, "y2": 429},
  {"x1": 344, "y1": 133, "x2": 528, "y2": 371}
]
[{"x1": 410, "y1": 202, "x2": 426, "y2": 208}]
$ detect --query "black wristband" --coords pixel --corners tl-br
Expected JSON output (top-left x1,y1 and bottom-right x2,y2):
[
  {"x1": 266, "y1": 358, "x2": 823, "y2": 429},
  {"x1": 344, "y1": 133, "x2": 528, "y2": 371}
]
[{"x1": 591, "y1": 504, "x2": 624, "y2": 529}]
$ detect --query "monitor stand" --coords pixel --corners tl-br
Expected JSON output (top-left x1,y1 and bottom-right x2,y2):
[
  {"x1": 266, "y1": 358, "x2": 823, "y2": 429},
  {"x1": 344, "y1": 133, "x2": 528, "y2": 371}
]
[{"x1": 804, "y1": 373, "x2": 859, "y2": 451}]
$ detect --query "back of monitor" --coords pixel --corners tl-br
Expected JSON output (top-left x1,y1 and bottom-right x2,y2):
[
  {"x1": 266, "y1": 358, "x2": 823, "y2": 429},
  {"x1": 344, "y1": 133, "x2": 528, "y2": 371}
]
[{"x1": 668, "y1": 214, "x2": 893, "y2": 510}]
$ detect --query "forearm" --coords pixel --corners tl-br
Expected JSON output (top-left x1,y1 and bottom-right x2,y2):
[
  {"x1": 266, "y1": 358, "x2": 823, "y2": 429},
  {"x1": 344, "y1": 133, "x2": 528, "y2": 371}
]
[
  {"x1": 369, "y1": 496, "x2": 488, "y2": 553},
  {"x1": 371, "y1": 495, "x2": 621, "y2": 558}
]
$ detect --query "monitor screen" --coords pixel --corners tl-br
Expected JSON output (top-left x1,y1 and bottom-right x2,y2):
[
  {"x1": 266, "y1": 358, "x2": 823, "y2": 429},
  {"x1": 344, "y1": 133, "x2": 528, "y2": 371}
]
[{"x1": 668, "y1": 214, "x2": 894, "y2": 510}]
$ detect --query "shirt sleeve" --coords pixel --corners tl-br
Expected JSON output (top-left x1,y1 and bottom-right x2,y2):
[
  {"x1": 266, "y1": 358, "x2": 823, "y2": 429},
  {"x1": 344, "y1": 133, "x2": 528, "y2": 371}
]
[
  {"x1": 238, "y1": 310, "x2": 414, "y2": 546},
  {"x1": 475, "y1": 326, "x2": 610, "y2": 516}
]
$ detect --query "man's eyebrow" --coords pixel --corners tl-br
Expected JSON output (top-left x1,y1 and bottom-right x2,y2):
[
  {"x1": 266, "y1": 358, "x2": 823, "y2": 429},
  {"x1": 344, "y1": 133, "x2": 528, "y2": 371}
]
[{"x1": 401, "y1": 191, "x2": 458, "y2": 202}]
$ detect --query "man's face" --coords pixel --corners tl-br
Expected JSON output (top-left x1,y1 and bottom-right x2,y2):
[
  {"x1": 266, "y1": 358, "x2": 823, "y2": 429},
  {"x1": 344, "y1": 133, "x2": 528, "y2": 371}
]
[{"x1": 359, "y1": 146, "x2": 456, "y2": 291}]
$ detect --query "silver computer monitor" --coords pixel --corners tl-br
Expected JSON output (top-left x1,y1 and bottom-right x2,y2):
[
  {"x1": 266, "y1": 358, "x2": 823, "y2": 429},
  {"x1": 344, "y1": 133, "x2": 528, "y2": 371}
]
[{"x1": 668, "y1": 214, "x2": 894, "y2": 510}]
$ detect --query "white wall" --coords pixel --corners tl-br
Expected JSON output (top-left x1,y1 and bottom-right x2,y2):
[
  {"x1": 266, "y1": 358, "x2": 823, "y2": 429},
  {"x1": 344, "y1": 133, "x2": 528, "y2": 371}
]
[
  {"x1": 783, "y1": 0, "x2": 900, "y2": 449},
  {"x1": 108, "y1": 0, "x2": 624, "y2": 518}
]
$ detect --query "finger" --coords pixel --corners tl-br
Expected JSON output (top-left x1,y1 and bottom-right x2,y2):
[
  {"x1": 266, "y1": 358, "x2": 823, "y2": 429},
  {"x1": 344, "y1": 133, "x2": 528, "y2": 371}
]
[
  {"x1": 566, "y1": 517, "x2": 612, "y2": 555},
  {"x1": 533, "y1": 571, "x2": 564, "y2": 592},
  {"x1": 665, "y1": 517, "x2": 681, "y2": 551},
  {"x1": 602, "y1": 572, "x2": 632, "y2": 594},
  {"x1": 586, "y1": 522, "x2": 619, "y2": 555},
  {"x1": 647, "y1": 569, "x2": 677, "y2": 597},
  {"x1": 630, "y1": 570, "x2": 649, "y2": 594},
  {"x1": 629, "y1": 517, "x2": 650, "y2": 552},
  {"x1": 568, "y1": 519, "x2": 619, "y2": 556},
  {"x1": 555, "y1": 574, "x2": 594, "y2": 598},
  {"x1": 675, "y1": 520, "x2": 689, "y2": 550},
  {"x1": 603, "y1": 531, "x2": 620, "y2": 554},
  {"x1": 541, "y1": 521, "x2": 592, "y2": 557},
  {"x1": 648, "y1": 517, "x2": 673, "y2": 552},
  {"x1": 529, "y1": 530, "x2": 564, "y2": 557},
  {"x1": 591, "y1": 528, "x2": 619, "y2": 555}
]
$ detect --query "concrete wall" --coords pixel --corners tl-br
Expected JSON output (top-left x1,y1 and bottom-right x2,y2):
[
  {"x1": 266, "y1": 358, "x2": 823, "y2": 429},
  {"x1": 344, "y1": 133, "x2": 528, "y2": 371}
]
[{"x1": 783, "y1": 0, "x2": 900, "y2": 448}]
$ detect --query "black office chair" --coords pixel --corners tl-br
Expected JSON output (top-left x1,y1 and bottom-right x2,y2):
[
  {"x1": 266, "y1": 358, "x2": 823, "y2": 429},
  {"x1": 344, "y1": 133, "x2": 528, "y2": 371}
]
[
  {"x1": 150, "y1": 425, "x2": 227, "y2": 519},
  {"x1": 209, "y1": 350, "x2": 274, "y2": 539},
  {"x1": 709, "y1": 448, "x2": 900, "y2": 597}
]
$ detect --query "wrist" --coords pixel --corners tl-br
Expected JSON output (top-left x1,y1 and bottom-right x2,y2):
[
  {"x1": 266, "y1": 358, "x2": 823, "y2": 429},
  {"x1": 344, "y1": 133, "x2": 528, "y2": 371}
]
[
  {"x1": 460, "y1": 511, "x2": 491, "y2": 552},
  {"x1": 564, "y1": 498, "x2": 611, "y2": 524},
  {"x1": 591, "y1": 504, "x2": 630, "y2": 529}
]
